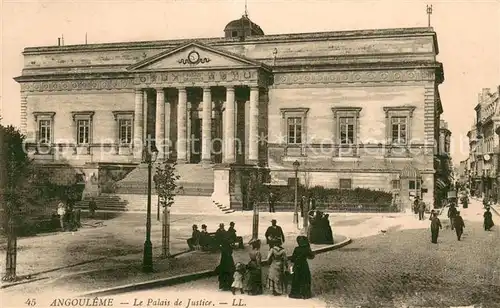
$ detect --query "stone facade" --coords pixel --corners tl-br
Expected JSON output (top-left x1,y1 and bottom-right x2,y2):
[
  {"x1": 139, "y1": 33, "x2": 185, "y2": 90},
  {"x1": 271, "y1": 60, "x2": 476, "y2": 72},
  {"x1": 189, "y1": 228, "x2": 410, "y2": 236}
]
[{"x1": 15, "y1": 20, "x2": 445, "y2": 209}]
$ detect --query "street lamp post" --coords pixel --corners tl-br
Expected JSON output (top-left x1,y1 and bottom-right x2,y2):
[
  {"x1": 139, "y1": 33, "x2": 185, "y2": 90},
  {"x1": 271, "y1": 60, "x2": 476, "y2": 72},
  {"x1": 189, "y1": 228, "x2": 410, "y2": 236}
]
[
  {"x1": 293, "y1": 160, "x2": 300, "y2": 225},
  {"x1": 143, "y1": 141, "x2": 158, "y2": 273}
]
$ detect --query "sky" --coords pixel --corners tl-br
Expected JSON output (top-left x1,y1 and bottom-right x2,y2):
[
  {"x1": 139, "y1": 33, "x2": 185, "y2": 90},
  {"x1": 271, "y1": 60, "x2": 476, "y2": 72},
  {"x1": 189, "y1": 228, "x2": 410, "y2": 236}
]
[{"x1": 1, "y1": 0, "x2": 499, "y2": 162}]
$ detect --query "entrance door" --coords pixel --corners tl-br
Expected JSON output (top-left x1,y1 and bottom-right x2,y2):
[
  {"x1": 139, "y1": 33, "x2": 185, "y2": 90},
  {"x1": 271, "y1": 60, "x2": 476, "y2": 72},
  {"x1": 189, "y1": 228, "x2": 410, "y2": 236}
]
[{"x1": 191, "y1": 119, "x2": 202, "y2": 163}]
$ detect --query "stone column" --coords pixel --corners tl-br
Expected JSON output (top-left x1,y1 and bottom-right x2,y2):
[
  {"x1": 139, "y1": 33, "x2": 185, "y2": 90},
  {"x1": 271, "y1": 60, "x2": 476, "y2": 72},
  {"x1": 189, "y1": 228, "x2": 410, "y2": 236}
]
[
  {"x1": 133, "y1": 89, "x2": 144, "y2": 160},
  {"x1": 176, "y1": 88, "x2": 188, "y2": 163},
  {"x1": 155, "y1": 88, "x2": 165, "y2": 160},
  {"x1": 223, "y1": 86, "x2": 236, "y2": 164},
  {"x1": 201, "y1": 87, "x2": 212, "y2": 164},
  {"x1": 143, "y1": 91, "x2": 148, "y2": 141},
  {"x1": 164, "y1": 100, "x2": 171, "y2": 160},
  {"x1": 248, "y1": 87, "x2": 259, "y2": 163}
]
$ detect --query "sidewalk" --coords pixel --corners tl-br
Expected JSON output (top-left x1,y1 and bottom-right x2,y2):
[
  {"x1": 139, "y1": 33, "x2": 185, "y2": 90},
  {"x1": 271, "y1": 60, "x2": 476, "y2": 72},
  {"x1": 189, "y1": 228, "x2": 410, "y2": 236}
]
[
  {"x1": 2, "y1": 232, "x2": 349, "y2": 297},
  {"x1": 1, "y1": 211, "x2": 355, "y2": 295},
  {"x1": 1, "y1": 209, "x2": 434, "y2": 297}
]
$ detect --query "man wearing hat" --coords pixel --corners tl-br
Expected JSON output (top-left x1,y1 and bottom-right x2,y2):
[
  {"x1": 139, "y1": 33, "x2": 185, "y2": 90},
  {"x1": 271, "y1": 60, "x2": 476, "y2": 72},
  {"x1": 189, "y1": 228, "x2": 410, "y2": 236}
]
[
  {"x1": 227, "y1": 221, "x2": 244, "y2": 249},
  {"x1": 265, "y1": 219, "x2": 285, "y2": 248},
  {"x1": 453, "y1": 211, "x2": 465, "y2": 241}
]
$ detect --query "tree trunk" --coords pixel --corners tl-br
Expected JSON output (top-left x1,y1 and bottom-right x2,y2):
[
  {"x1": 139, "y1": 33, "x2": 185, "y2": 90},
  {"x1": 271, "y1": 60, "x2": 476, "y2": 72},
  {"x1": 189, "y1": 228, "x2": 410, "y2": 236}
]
[
  {"x1": 161, "y1": 207, "x2": 170, "y2": 258},
  {"x1": 3, "y1": 217, "x2": 17, "y2": 281},
  {"x1": 251, "y1": 203, "x2": 259, "y2": 241}
]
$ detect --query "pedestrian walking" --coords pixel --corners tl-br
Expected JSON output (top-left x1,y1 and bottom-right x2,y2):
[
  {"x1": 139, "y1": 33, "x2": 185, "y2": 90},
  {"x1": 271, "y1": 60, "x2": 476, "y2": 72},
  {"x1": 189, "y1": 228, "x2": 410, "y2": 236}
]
[
  {"x1": 413, "y1": 196, "x2": 420, "y2": 215},
  {"x1": 430, "y1": 212, "x2": 442, "y2": 244},
  {"x1": 88, "y1": 197, "x2": 97, "y2": 218},
  {"x1": 265, "y1": 219, "x2": 285, "y2": 249},
  {"x1": 57, "y1": 202, "x2": 66, "y2": 231},
  {"x1": 453, "y1": 211, "x2": 465, "y2": 241},
  {"x1": 483, "y1": 198, "x2": 490, "y2": 209},
  {"x1": 288, "y1": 235, "x2": 315, "y2": 299},
  {"x1": 300, "y1": 196, "x2": 306, "y2": 218},
  {"x1": 309, "y1": 194, "x2": 316, "y2": 211},
  {"x1": 266, "y1": 238, "x2": 288, "y2": 296},
  {"x1": 483, "y1": 207, "x2": 495, "y2": 231},
  {"x1": 418, "y1": 200, "x2": 426, "y2": 220},
  {"x1": 462, "y1": 194, "x2": 469, "y2": 209},
  {"x1": 231, "y1": 262, "x2": 246, "y2": 295},
  {"x1": 244, "y1": 239, "x2": 263, "y2": 295},
  {"x1": 268, "y1": 192, "x2": 277, "y2": 213},
  {"x1": 447, "y1": 204, "x2": 458, "y2": 230},
  {"x1": 215, "y1": 239, "x2": 235, "y2": 291}
]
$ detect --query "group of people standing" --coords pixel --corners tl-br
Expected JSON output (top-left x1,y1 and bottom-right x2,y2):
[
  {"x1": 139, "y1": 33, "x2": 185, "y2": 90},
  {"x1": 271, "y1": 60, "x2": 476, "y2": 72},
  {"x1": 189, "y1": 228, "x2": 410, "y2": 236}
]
[{"x1": 214, "y1": 219, "x2": 315, "y2": 299}]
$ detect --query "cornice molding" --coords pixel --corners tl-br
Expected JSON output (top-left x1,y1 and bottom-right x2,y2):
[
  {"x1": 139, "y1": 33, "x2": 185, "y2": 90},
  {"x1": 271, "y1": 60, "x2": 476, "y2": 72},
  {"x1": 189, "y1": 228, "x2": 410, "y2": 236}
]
[
  {"x1": 274, "y1": 69, "x2": 435, "y2": 85},
  {"x1": 19, "y1": 78, "x2": 134, "y2": 92},
  {"x1": 112, "y1": 110, "x2": 135, "y2": 120}
]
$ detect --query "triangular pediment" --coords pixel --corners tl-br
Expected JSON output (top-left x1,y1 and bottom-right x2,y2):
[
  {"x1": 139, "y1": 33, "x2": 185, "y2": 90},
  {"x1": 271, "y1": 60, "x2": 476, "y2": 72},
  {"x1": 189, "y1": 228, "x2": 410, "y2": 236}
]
[{"x1": 128, "y1": 41, "x2": 268, "y2": 71}]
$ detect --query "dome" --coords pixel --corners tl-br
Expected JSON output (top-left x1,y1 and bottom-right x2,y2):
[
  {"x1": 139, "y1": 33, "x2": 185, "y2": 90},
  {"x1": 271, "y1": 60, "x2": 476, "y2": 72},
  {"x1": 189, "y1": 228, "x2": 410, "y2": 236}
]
[{"x1": 224, "y1": 15, "x2": 264, "y2": 39}]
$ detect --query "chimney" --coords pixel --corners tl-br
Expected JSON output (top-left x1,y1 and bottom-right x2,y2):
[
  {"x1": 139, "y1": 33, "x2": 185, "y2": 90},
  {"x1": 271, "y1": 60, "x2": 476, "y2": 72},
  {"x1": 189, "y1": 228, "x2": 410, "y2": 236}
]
[{"x1": 58, "y1": 38, "x2": 61, "y2": 46}]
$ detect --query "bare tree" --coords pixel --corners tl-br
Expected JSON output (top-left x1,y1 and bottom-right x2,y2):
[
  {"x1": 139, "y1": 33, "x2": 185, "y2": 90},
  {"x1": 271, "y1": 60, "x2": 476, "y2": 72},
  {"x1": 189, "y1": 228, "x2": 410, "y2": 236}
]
[{"x1": 153, "y1": 161, "x2": 180, "y2": 258}]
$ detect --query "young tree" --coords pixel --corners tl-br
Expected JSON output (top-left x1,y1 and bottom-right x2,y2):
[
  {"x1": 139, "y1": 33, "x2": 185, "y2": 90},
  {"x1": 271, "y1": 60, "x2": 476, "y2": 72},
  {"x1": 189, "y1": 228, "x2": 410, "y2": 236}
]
[{"x1": 153, "y1": 161, "x2": 179, "y2": 258}]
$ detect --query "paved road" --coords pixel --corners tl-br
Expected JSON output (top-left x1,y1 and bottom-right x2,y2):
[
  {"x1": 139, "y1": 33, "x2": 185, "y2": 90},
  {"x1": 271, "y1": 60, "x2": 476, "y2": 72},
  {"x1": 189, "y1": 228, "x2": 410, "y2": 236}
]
[{"x1": 115, "y1": 200, "x2": 500, "y2": 308}]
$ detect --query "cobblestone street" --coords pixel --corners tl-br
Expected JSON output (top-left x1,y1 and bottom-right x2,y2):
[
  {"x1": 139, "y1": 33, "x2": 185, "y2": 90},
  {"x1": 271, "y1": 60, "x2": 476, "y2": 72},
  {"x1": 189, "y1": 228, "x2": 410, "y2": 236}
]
[{"x1": 116, "y1": 200, "x2": 499, "y2": 308}]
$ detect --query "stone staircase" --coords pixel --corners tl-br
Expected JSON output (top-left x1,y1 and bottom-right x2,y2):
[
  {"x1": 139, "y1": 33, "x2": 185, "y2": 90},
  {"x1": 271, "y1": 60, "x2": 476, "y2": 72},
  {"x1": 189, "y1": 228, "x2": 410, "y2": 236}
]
[
  {"x1": 115, "y1": 163, "x2": 215, "y2": 196},
  {"x1": 74, "y1": 194, "x2": 128, "y2": 212},
  {"x1": 115, "y1": 195, "x2": 231, "y2": 215},
  {"x1": 75, "y1": 194, "x2": 235, "y2": 214},
  {"x1": 97, "y1": 163, "x2": 230, "y2": 214}
]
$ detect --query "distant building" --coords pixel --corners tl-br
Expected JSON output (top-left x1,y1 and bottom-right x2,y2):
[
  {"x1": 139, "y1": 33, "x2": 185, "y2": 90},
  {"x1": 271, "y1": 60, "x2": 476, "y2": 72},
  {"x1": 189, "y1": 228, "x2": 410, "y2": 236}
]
[
  {"x1": 435, "y1": 120, "x2": 453, "y2": 206},
  {"x1": 473, "y1": 86, "x2": 500, "y2": 201},
  {"x1": 15, "y1": 15, "x2": 445, "y2": 211}
]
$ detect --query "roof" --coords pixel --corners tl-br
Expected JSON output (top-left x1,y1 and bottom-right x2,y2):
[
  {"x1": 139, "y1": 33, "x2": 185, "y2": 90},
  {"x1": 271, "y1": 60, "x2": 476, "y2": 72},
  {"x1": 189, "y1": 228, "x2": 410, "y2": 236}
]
[
  {"x1": 22, "y1": 27, "x2": 437, "y2": 54},
  {"x1": 224, "y1": 15, "x2": 264, "y2": 34}
]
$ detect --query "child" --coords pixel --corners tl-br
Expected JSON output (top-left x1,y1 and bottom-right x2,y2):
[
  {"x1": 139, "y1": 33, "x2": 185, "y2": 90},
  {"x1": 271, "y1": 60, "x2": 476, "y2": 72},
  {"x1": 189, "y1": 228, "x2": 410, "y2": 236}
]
[{"x1": 231, "y1": 262, "x2": 245, "y2": 295}]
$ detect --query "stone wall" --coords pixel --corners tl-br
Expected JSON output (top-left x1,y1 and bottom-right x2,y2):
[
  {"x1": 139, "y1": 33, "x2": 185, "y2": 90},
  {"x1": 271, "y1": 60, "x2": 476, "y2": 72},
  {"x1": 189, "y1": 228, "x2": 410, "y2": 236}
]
[{"x1": 21, "y1": 28, "x2": 437, "y2": 74}]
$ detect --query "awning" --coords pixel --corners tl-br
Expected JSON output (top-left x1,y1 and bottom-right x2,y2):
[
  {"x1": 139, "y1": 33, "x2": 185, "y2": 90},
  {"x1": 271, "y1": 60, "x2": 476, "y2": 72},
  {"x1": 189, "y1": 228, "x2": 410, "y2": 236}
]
[{"x1": 435, "y1": 178, "x2": 447, "y2": 190}]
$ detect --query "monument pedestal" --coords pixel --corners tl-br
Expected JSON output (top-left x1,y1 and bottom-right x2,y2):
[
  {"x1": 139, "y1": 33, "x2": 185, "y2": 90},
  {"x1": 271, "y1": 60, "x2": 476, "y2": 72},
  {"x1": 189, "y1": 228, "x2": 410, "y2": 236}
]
[{"x1": 212, "y1": 164, "x2": 270, "y2": 211}]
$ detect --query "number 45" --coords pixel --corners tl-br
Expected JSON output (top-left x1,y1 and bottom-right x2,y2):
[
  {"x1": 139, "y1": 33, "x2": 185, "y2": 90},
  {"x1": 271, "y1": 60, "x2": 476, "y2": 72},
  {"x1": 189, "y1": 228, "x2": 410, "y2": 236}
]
[{"x1": 25, "y1": 299, "x2": 36, "y2": 306}]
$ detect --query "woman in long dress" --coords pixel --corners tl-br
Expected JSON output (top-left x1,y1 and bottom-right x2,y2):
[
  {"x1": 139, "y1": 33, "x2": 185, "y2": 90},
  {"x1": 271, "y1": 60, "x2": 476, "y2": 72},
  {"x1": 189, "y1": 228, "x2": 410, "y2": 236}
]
[
  {"x1": 244, "y1": 239, "x2": 263, "y2": 295},
  {"x1": 484, "y1": 207, "x2": 495, "y2": 231},
  {"x1": 216, "y1": 241, "x2": 235, "y2": 291},
  {"x1": 266, "y1": 238, "x2": 288, "y2": 296},
  {"x1": 289, "y1": 236, "x2": 315, "y2": 299}
]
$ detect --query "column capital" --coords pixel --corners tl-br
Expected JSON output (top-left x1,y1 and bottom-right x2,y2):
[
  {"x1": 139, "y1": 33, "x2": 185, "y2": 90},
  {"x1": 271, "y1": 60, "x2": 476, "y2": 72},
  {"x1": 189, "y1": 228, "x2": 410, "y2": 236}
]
[
  {"x1": 250, "y1": 86, "x2": 259, "y2": 91},
  {"x1": 177, "y1": 87, "x2": 187, "y2": 93},
  {"x1": 226, "y1": 86, "x2": 235, "y2": 92},
  {"x1": 135, "y1": 88, "x2": 143, "y2": 94},
  {"x1": 203, "y1": 86, "x2": 212, "y2": 92},
  {"x1": 155, "y1": 87, "x2": 165, "y2": 92}
]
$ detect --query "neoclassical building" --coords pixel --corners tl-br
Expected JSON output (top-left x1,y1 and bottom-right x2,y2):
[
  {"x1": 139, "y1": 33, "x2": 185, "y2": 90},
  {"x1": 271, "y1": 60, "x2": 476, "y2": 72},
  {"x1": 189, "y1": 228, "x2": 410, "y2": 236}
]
[{"x1": 15, "y1": 16, "x2": 445, "y2": 211}]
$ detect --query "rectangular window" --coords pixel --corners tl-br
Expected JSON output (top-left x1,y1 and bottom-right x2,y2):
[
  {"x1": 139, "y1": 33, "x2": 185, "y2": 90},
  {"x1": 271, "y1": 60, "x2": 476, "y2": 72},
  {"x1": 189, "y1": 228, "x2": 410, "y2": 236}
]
[
  {"x1": 392, "y1": 180, "x2": 400, "y2": 190},
  {"x1": 409, "y1": 180, "x2": 421, "y2": 190},
  {"x1": 119, "y1": 119, "x2": 133, "y2": 145},
  {"x1": 38, "y1": 119, "x2": 51, "y2": 144},
  {"x1": 339, "y1": 179, "x2": 352, "y2": 190},
  {"x1": 339, "y1": 117, "x2": 355, "y2": 144},
  {"x1": 77, "y1": 119, "x2": 90, "y2": 144},
  {"x1": 391, "y1": 117, "x2": 407, "y2": 144},
  {"x1": 287, "y1": 117, "x2": 302, "y2": 144}
]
